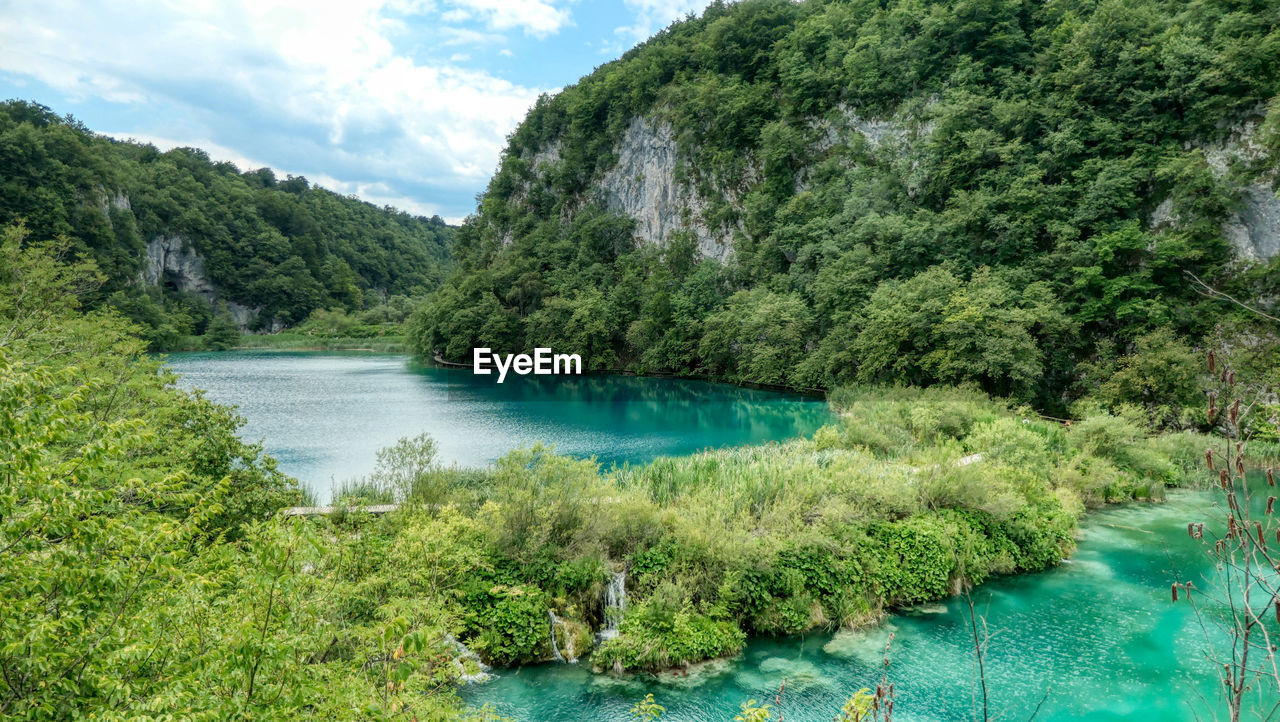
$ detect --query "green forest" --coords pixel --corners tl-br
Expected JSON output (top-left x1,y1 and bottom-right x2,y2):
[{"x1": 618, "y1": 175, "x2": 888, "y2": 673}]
[
  {"x1": 8, "y1": 222, "x2": 1260, "y2": 719},
  {"x1": 5, "y1": 0, "x2": 1280, "y2": 718},
  {"x1": 0, "y1": 100, "x2": 453, "y2": 349},
  {"x1": 413, "y1": 0, "x2": 1280, "y2": 415}
]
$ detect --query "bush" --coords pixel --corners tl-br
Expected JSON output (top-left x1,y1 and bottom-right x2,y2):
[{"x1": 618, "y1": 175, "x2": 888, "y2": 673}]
[
  {"x1": 465, "y1": 584, "x2": 551, "y2": 666},
  {"x1": 593, "y1": 603, "x2": 746, "y2": 672}
]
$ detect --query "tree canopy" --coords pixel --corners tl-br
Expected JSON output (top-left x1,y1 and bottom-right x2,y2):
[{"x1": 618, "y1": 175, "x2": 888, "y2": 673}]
[
  {"x1": 413, "y1": 0, "x2": 1280, "y2": 412},
  {"x1": 0, "y1": 100, "x2": 453, "y2": 348}
]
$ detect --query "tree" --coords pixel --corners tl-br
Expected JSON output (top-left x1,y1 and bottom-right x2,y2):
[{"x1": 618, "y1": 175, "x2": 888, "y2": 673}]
[
  {"x1": 203, "y1": 307, "x2": 241, "y2": 350},
  {"x1": 699, "y1": 288, "x2": 813, "y2": 386},
  {"x1": 854, "y1": 268, "x2": 1070, "y2": 399}
]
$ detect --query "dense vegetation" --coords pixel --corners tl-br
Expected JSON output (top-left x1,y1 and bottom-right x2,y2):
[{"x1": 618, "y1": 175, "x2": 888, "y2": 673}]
[
  {"x1": 0, "y1": 100, "x2": 453, "y2": 349},
  {"x1": 7, "y1": 0, "x2": 1280, "y2": 718},
  {"x1": 413, "y1": 0, "x2": 1280, "y2": 415},
  {"x1": 4, "y1": 220, "x2": 1237, "y2": 718}
]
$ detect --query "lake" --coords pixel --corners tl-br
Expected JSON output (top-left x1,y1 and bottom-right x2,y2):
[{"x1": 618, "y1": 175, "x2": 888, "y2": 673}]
[
  {"x1": 162, "y1": 350, "x2": 833, "y2": 502},
  {"x1": 162, "y1": 350, "x2": 1236, "y2": 719}
]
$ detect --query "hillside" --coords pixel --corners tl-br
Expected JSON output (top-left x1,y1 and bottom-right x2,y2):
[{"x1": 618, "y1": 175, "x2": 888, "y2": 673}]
[
  {"x1": 411, "y1": 0, "x2": 1280, "y2": 413},
  {"x1": 0, "y1": 100, "x2": 453, "y2": 348}
]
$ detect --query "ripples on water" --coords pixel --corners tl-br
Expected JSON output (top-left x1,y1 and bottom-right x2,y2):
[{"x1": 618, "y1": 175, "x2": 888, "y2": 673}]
[
  {"x1": 163, "y1": 350, "x2": 831, "y2": 502},
  {"x1": 463, "y1": 493, "x2": 1238, "y2": 721}
]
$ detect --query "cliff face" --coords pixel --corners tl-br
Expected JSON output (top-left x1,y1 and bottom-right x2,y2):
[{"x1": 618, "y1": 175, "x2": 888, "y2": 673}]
[
  {"x1": 1228, "y1": 185, "x2": 1280, "y2": 261},
  {"x1": 597, "y1": 117, "x2": 726, "y2": 260},
  {"x1": 142, "y1": 233, "x2": 259, "y2": 329},
  {"x1": 1147, "y1": 117, "x2": 1280, "y2": 263},
  {"x1": 520, "y1": 106, "x2": 1279, "y2": 265}
]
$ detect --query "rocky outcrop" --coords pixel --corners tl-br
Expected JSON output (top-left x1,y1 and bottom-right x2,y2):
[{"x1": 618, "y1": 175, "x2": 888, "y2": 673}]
[
  {"x1": 597, "y1": 117, "x2": 728, "y2": 260},
  {"x1": 1150, "y1": 116, "x2": 1280, "y2": 262},
  {"x1": 143, "y1": 235, "x2": 260, "y2": 329},
  {"x1": 589, "y1": 110, "x2": 928, "y2": 259},
  {"x1": 97, "y1": 188, "x2": 131, "y2": 215},
  {"x1": 1224, "y1": 184, "x2": 1280, "y2": 261},
  {"x1": 145, "y1": 235, "x2": 217, "y2": 298},
  {"x1": 508, "y1": 107, "x2": 931, "y2": 261}
]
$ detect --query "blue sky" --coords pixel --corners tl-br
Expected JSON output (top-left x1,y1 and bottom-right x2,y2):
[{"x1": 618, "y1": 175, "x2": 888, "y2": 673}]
[{"x1": 0, "y1": 0, "x2": 713, "y2": 223}]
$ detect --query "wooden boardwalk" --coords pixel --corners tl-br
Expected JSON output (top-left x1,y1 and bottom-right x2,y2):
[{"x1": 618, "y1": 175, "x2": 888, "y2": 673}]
[
  {"x1": 432, "y1": 353, "x2": 472, "y2": 368},
  {"x1": 282, "y1": 504, "x2": 399, "y2": 517}
]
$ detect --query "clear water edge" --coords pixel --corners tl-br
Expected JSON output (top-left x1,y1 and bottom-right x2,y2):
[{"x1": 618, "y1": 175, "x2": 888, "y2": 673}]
[
  {"x1": 163, "y1": 350, "x2": 833, "y2": 503},
  {"x1": 461, "y1": 492, "x2": 1232, "y2": 721},
  {"x1": 162, "y1": 350, "x2": 1243, "y2": 720}
]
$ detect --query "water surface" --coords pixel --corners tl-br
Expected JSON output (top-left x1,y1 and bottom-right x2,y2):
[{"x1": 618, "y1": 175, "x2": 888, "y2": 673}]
[
  {"x1": 163, "y1": 350, "x2": 1245, "y2": 718},
  {"x1": 163, "y1": 350, "x2": 831, "y2": 501},
  {"x1": 462, "y1": 491, "x2": 1238, "y2": 721}
]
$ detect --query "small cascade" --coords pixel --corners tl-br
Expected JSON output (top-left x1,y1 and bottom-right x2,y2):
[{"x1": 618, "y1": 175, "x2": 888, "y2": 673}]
[
  {"x1": 446, "y1": 634, "x2": 492, "y2": 683},
  {"x1": 549, "y1": 611, "x2": 577, "y2": 663},
  {"x1": 598, "y1": 570, "x2": 627, "y2": 642}
]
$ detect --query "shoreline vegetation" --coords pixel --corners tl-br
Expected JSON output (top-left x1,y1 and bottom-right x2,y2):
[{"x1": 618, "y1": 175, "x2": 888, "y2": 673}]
[
  {"x1": 3, "y1": 0, "x2": 1280, "y2": 714},
  {"x1": 3, "y1": 221, "x2": 1278, "y2": 720},
  {"x1": 323, "y1": 385, "x2": 1219, "y2": 682},
  {"x1": 232, "y1": 332, "x2": 409, "y2": 353}
]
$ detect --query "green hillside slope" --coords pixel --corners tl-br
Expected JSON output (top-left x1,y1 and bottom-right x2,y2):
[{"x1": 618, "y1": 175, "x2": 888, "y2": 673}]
[
  {"x1": 412, "y1": 0, "x2": 1280, "y2": 413},
  {"x1": 0, "y1": 100, "x2": 453, "y2": 348}
]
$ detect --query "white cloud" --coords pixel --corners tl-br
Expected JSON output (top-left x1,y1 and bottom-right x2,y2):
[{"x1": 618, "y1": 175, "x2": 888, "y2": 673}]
[
  {"x1": 310, "y1": 174, "x2": 458, "y2": 222},
  {"x1": 444, "y1": 0, "x2": 572, "y2": 37},
  {"x1": 0, "y1": 0, "x2": 553, "y2": 217},
  {"x1": 615, "y1": 0, "x2": 712, "y2": 46}
]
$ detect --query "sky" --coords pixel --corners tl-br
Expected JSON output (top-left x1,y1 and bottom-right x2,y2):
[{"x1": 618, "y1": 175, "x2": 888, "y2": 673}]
[{"x1": 0, "y1": 0, "x2": 715, "y2": 224}]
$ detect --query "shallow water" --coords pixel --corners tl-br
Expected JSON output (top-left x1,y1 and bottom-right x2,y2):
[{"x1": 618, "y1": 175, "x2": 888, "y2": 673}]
[
  {"x1": 462, "y1": 492, "x2": 1240, "y2": 721},
  {"x1": 162, "y1": 350, "x2": 831, "y2": 501},
  {"x1": 162, "y1": 350, "x2": 1248, "y2": 718}
]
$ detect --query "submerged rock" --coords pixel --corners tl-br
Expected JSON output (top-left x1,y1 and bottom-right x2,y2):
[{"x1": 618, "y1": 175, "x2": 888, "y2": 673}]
[
  {"x1": 650, "y1": 657, "x2": 735, "y2": 689},
  {"x1": 744, "y1": 657, "x2": 829, "y2": 691},
  {"x1": 822, "y1": 623, "x2": 899, "y2": 666}
]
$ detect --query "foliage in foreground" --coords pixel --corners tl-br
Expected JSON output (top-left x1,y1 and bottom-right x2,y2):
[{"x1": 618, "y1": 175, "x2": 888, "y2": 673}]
[
  {"x1": 0, "y1": 227, "x2": 488, "y2": 720},
  {"x1": 0, "y1": 224, "x2": 1224, "y2": 718}
]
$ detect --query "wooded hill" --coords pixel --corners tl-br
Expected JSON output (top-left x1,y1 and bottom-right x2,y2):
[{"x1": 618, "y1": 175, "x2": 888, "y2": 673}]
[
  {"x1": 412, "y1": 0, "x2": 1280, "y2": 415},
  {"x1": 0, "y1": 100, "x2": 453, "y2": 348}
]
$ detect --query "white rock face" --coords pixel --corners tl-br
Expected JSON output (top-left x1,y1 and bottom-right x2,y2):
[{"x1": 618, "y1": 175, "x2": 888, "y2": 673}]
[
  {"x1": 145, "y1": 235, "x2": 217, "y2": 298},
  {"x1": 515, "y1": 109, "x2": 929, "y2": 260},
  {"x1": 1224, "y1": 183, "x2": 1280, "y2": 261},
  {"x1": 598, "y1": 117, "x2": 729, "y2": 260},
  {"x1": 144, "y1": 235, "x2": 260, "y2": 329},
  {"x1": 1205, "y1": 117, "x2": 1279, "y2": 261},
  {"x1": 1148, "y1": 198, "x2": 1179, "y2": 230},
  {"x1": 225, "y1": 301, "x2": 259, "y2": 329},
  {"x1": 811, "y1": 104, "x2": 930, "y2": 153},
  {"x1": 1149, "y1": 117, "x2": 1279, "y2": 262}
]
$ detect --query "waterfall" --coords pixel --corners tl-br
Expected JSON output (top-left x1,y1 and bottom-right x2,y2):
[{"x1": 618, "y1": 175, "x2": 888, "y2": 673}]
[
  {"x1": 446, "y1": 634, "x2": 492, "y2": 683},
  {"x1": 598, "y1": 570, "x2": 627, "y2": 642},
  {"x1": 548, "y1": 611, "x2": 577, "y2": 663}
]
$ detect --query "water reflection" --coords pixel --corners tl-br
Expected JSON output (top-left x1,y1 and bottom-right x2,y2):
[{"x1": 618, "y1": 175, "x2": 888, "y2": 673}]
[{"x1": 163, "y1": 350, "x2": 831, "y2": 501}]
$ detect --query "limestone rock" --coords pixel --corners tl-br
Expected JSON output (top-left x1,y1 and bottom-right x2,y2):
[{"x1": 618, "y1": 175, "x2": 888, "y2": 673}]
[{"x1": 598, "y1": 117, "x2": 728, "y2": 260}]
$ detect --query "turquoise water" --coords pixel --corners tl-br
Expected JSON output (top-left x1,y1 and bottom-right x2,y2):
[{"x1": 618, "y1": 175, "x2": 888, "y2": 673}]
[
  {"x1": 461, "y1": 492, "x2": 1237, "y2": 721},
  {"x1": 163, "y1": 350, "x2": 1248, "y2": 718},
  {"x1": 162, "y1": 350, "x2": 832, "y2": 501}
]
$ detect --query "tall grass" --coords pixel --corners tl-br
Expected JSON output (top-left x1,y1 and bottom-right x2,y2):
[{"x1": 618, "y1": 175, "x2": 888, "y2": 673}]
[
  {"x1": 234, "y1": 333, "x2": 408, "y2": 352},
  {"x1": 1247, "y1": 439, "x2": 1280, "y2": 465}
]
